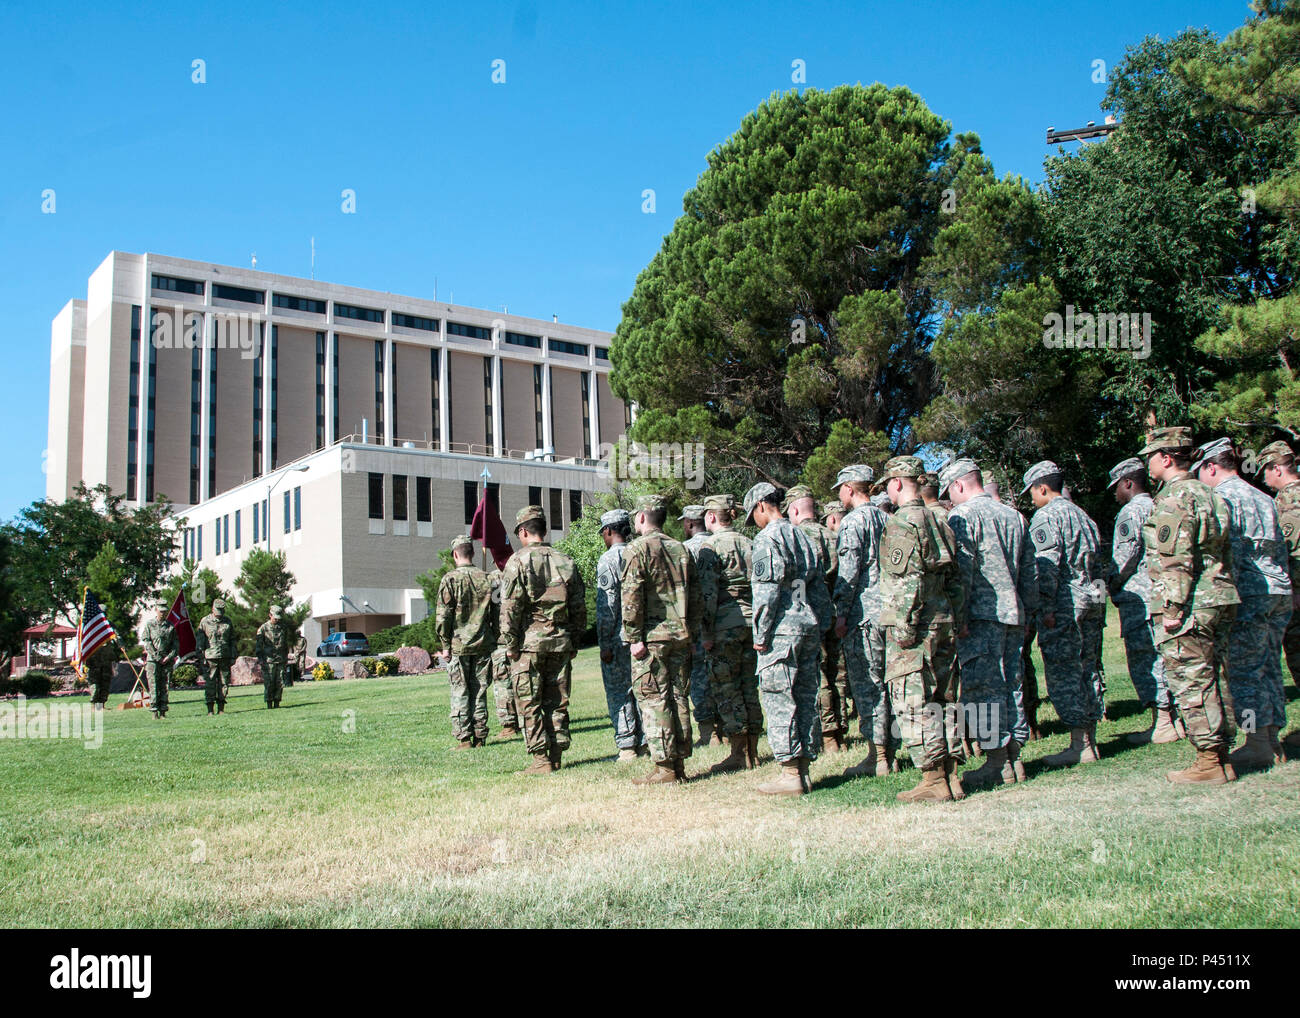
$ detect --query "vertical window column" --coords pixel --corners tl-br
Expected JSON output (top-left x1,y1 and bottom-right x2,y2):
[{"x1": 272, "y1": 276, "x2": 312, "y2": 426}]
[
  {"x1": 270, "y1": 324, "x2": 279, "y2": 468},
  {"x1": 315, "y1": 331, "x2": 326, "y2": 450},
  {"x1": 429, "y1": 348, "x2": 441, "y2": 448},
  {"x1": 331, "y1": 332, "x2": 339, "y2": 444},
  {"x1": 383, "y1": 334, "x2": 395, "y2": 446},
  {"x1": 199, "y1": 311, "x2": 214, "y2": 502},
  {"x1": 252, "y1": 324, "x2": 263, "y2": 477},
  {"x1": 374, "y1": 340, "x2": 385, "y2": 444},
  {"x1": 483, "y1": 357, "x2": 495, "y2": 453},
  {"x1": 145, "y1": 309, "x2": 157, "y2": 502},
  {"x1": 127, "y1": 305, "x2": 141, "y2": 499},
  {"x1": 580, "y1": 372, "x2": 592, "y2": 460}
]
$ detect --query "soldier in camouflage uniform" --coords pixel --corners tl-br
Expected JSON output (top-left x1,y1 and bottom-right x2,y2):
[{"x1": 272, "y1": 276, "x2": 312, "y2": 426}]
[
  {"x1": 1194, "y1": 437, "x2": 1291, "y2": 769},
  {"x1": 1141, "y1": 427, "x2": 1241, "y2": 784},
  {"x1": 486, "y1": 567, "x2": 521, "y2": 738},
  {"x1": 942, "y1": 458, "x2": 1037, "y2": 787},
  {"x1": 680, "y1": 505, "x2": 722, "y2": 747},
  {"x1": 287, "y1": 629, "x2": 306, "y2": 687},
  {"x1": 85, "y1": 642, "x2": 118, "y2": 709},
  {"x1": 436, "y1": 536, "x2": 496, "y2": 749},
  {"x1": 1023, "y1": 461, "x2": 1107, "y2": 767},
  {"x1": 255, "y1": 604, "x2": 292, "y2": 709},
  {"x1": 745, "y1": 482, "x2": 831, "y2": 795},
  {"x1": 818, "y1": 500, "x2": 854, "y2": 728},
  {"x1": 500, "y1": 506, "x2": 586, "y2": 774},
  {"x1": 141, "y1": 602, "x2": 178, "y2": 719},
  {"x1": 879, "y1": 457, "x2": 967, "y2": 802},
  {"x1": 833, "y1": 465, "x2": 894, "y2": 777},
  {"x1": 197, "y1": 599, "x2": 236, "y2": 715},
  {"x1": 622, "y1": 494, "x2": 701, "y2": 785},
  {"x1": 596, "y1": 509, "x2": 645, "y2": 760},
  {"x1": 1256, "y1": 439, "x2": 1300, "y2": 751},
  {"x1": 820, "y1": 501, "x2": 845, "y2": 532}
]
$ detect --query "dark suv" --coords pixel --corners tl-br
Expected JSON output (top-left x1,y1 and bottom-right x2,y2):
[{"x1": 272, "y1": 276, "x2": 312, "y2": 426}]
[{"x1": 316, "y1": 632, "x2": 370, "y2": 657}]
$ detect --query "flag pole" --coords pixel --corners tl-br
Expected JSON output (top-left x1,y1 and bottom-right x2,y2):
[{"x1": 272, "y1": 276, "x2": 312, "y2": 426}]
[{"x1": 72, "y1": 586, "x2": 88, "y2": 682}]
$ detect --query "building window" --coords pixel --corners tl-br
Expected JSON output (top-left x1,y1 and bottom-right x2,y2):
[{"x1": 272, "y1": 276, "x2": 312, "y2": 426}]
[
  {"x1": 127, "y1": 306, "x2": 141, "y2": 499},
  {"x1": 580, "y1": 372, "x2": 592, "y2": 458},
  {"x1": 152, "y1": 274, "x2": 204, "y2": 295},
  {"x1": 549, "y1": 488, "x2": 564, "y2": 530},
  {"x1": 190, "y1": 342, "x2": 201, "y2": 505},
  {"x1": 528, "y1": 485, "x2": 541, "y2": 507},
  {"x1": 533, "y1": 365, "x2": 544, "y2": 448},
  {"x1": 551, "y1": 339, "x2": 588, "y2": 357},
  {"x1": 392, "y1": 475, "x2": 408, "y2": 522},
  {"x1": 283, "y1": 491, "x2": 291, "y2": 534},
  {"x1": 223, "y1": 514, "x2": 230, "y2": 554},
  {"x1": 506, "y1": 331, "x2": 541, "y2": 349},
  {"x1": 196, "y1": 524, "x2": 202, "y2": 561},
  {"x1": 270, "y1": 325, "x2": 279, "y2": 468},
  {"x1": 463, "y1": 481, "x2": 477, "y2": 525},
  {"x1": 375, "y1": 341, "x2": 385, "y2": 444},
  {"x1": 416, "y1": 477, "x2": 432, "y2": 523},
  {"x1": 447, "y1": 321, "x2": 491, "y2": 340},
  {"x1": 213, "y1": 283, "x2": 264, "y2": 304},
  {"x1": 483, "y1": 357, "x2": 494, "y2": 448},
  {"x1": 253, "y1": 324, "x2": 263, "y2": 477},
  {"x1": 368, "y1": 473, "x2": 384, "y2": 520},
  {"x1": 570, "y1": 490, "x2": 583, "y2": 526},
  {"x1": 430, "y1": 349, "x2": 441, "y2": 446},
  {"x1": 207, "y1": 332, "x2": 218, "y2": 499},
  {"x1": 145, "y1": 321, "x2": 157, "y2": 502},
  {"x1": 234, "y1": 510, "x2": 241, "y2": 550},
  {"x1": 595, "y1": 347, "x2": 609, "y2": 360},
  {"x1": 390, "y1": 345, "x2": 398, "y2": 442},
  {"x1": 393, "y1": 312, "x2": 438, "y2": 331},
  {"x1": 332, "y1": 334, "x2": 339, "y2": 443},
  {"x1": 252, "y1": 501, "x2": 260, "y2": 543},
  {"x1": 213, "y1": 517, "x2": 221, "y2": 553},
  {"x1": 335, "y1": 302, "x2": 384, "y2": 324},
  {"x1": 294, "y1": 486, "x2": 302, "y2": 531},
  {"x1": 315, "y1": 332, "x2": 326, "y2": 450},
  {"x1": 272, "y1": 293, "x2": 326, "y2": 314},
  {"x1": 263, "y1": 499, "x2": 269, "y2": 537}
]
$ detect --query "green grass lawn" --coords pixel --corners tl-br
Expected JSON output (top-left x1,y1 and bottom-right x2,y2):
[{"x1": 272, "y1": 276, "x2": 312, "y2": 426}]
[{"x1": 2, "y1": 619, "x2": 1298, "y2": 928}]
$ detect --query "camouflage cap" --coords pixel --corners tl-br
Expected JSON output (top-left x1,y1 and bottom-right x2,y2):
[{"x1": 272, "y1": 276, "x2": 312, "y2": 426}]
[
  {"x1": 212, "y1": 598, "x2": 226, "y2": 610},
  {"x1": 635, "y1": 493, "x2": 668, "y2": 512},
  {"x1": 1190, "y1": 436, "x2": 1233, "y2": 474},
  {"x1": 742, "y1": 482, "x2": 780, "y2": 525},
  {"x1": 917, "y1": 472, "x2": 938, "y2": 489},
  {"x1": 515, "y1": 505, "x2": 546, "y2": 527},
  {"x1": 1256, "y1": 440, "x2": 1296, "y2": 473},
  {"x1": 599, "y1": 508, "x2": 629, "y2": 529},
  {"x1": 880, "y1": 455, "x2": 925, "y2": 481},
  {"x1": 703, "y1": 493, "x2": 736, "y2": 514},
  {"x1": 677, "y1": 504, "x2": 706, "y2": 522},
  {"x1": 937, "y1": 457, "x2": 979, "y2": 497},
  {"x1": 1138, "y1": 426, "x2": 1193, "y2": 457},
  {"x1": 870, "y1": 492, "x2": 891, "y2": 509},
  {"x1": 833, "y1": 464, "x2": 874, "y2": 490},
  {"x1": 269, "y1": 604, "x2": 284, "y2": 618},
  {"x1": 1106, "y1": 456, "x2": 1146, "y2": 488},
  {"x1": 1019, "y1": 460, "x2": 1062, "y2": 495},
  {"x1": 819, "y1": 500, "x2": 845, "y2": 521},
  {"x1": 780, "y1": 484, "x2": 815, "y2": 511},
  {"x1": 450, "y1": 535, "x2": 475, "y2": 554}
]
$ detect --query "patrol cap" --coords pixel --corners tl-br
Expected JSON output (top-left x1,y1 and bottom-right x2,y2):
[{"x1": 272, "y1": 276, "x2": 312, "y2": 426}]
[
  {"x1": 677, "y1": 504, "x2": 706, "y2": 522},
  {"x1": 1106, "y1": 456, "x2": 1146, "y2": 488},
  {"x1": 833, "y1": 464, "x2": 874, "y2": 490},
  {"x1": 819, "y1": 500, "x2": 845, "y2": 521},
  {"x1": 212, "y1": 598, "x2": 226, "y2": 610},
  {"x1": 599, "y1": 509, "x2": 629, "y2": 530},
  {"x1": 917, "y1": 472, "x2": 938, "y2": 489},
  {"x1": 269, "y1": 604, "x2": 284, "y2": 618},
  {"x1": 1019, "y1": 460, "x2": 1062, "y2": 495},
  {"x1": 635, "y1": 493, "x2": 668, "y2": 513},
  {"x1": 870, "y1": 492, "x2": 891, "y2": 509},
  {"x1": 937, "y1": 457, "x2": 979, "y2": 497},
  {"x1": 1138, "y1": 426, "x2": 1193, "y2": 457},
  {"x1": 780, "y1": 484, "x2": 815, "y2": 511},
  {"x1": 1190, "y1": 437, "x2": 1234, "y2": 474},
  {"x1": 880, "y1": 455, "x2": 925, "y2": 481},
  {"x1": 703, "y1": 493, "x2": 736, "y2": 514},
  {"x1": 450, "y1": 535, "x2": 475, "y2": 554},
  {"x1": 742, "y1": 482, "x2": 781, "y2": 525},
  {"x1": 515, "y1": 505, "x2": 546, "y2": 527},
  {"x1": 1256, "y1": 440, "x2": 1296, "y2": 473}
]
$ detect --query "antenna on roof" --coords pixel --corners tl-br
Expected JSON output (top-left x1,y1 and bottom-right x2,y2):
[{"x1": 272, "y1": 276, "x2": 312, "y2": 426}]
[
  {"x1": 251, "y1": 253, "x2": 257, "y2": 269},
  {"x1": 311, "y1": 237, "x2": 316, "y2": 280}
]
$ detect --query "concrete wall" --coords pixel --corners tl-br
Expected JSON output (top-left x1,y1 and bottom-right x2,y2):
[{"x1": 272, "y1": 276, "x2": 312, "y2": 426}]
[
  {"x1": 550, "y1": 366, "x2": 585, "y2": 458},
  {"x1": 448, "y1": 351, "x2": 487, "y2": 448},
  {"x1": 274, "y1": 324, "x2": 318, "y2": 466},
  {"x1": 392, "y1": 341, "x2": 434, "y2": 446},
  {"x1": 337, "y1": 333, "x2": 376, "y2": 441},
  {"x1": 46, "y1": 300, "x2": 85, "y2": 502},
  {"x1": 149, "y1": 306, "x2": 193, "y2": 505},
  {"x1": 501, "y1": 359, "x2": 537, "y2": 453}
]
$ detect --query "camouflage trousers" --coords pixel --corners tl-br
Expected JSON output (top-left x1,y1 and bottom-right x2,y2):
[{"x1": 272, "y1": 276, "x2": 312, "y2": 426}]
[
  {"x1": 956, "y1": 620, "x2": 1025, "y2": 750},
  {"x1": 757, "y1": 631, "x2": 821, "y2": 764},
  {"x1": 1157, "y1": 608, "x2": 1234, "y2": 753},
  {"x1": 600, "y1": 643, "x2": 643, "y2": 750},
  {"x1": 146, "y1": 660, "x2": 171, "y2": 713},
  {"x1": 843, "y1": 620, "x2": 891, "y2": 747},
  {"x1": 491, "y1": 648, "x2": 521, "y2": 729},
  {"x1": 88, "y1": 660, "x2": 114, "y2": 705},
  {"x1": 633, "y1": 641, "x2": 693, "y2": 764},
  {"x1": 886, "y1": 622, "x2": 963, "y2": 770},
  {"x1": 204, "y1": 659, "x2": 231, "y2": 706},
  {"x1": 449, "y1": 653, "x2": 492, "y2": 741},
  {"x1": 819, "y1": 628, "x2": 852, "y2": 735},
  {"x1": 1081, "y1": 606, "x2": 1106, "y2": 718},
  {"x1": 709, "y1": 628, "x2": 763, "y2": 738},
  {"x1": 262, "y1": 658, "x2": 286, "y2": 706},
  {"x1": 1036, "y1": 609, "x2": 1102, "y2": 729},
  {"x1": 688, "y1": 638, "x2": 716, "y2": 725},
  {"x1": 1116, "y1": 603, "x2": 1171, "y2": 709},
  {"x1": 1283, "y1": 605, "x2": 1300, "y2": 690},
  {"x1": 511, "y1": 651, "x2": 572, "y2": 756},
  {"x1": 1227, "y1": 594, "x2": 1291, "y2": 731}
]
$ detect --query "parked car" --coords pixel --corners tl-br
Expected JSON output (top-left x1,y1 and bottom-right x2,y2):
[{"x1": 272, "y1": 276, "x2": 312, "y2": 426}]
[{"x1": 316, "y1": 632, "x2": 370, "y2": 657}]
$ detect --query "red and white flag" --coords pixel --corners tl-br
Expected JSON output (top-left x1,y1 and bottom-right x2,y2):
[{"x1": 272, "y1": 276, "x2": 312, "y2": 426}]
[
  {"x1": 72, "y1": 589, "x2": 116, "y2": 675},
  {"x1": 167, "y1": 590, "x2": 197, "y2": 657}
]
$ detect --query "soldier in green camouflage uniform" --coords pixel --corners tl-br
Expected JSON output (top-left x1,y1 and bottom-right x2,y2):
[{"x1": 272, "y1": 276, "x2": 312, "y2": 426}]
[
  {"x1": 436, "y1": 536, "x2": 496, "y2": 748},
  {"x1": 287, "y1": 630, "x2": 306, "y2": 687},
  {"x1": 622, "y1": 494, "x2": 701, "y2": 784},
  {"x1": 85, "y1": 642, "x2": 118, "y2": 709},
  {"x1": 702, "y1": 493, "x2": 762, "y2": 772},
  {"x1": 500, "y1": 506, "x2": 586, "y2": 774},
  {"x1": 255, "y1": 605, "x2": 292, "y2": 709},
  {"x1": 1256, "y1": 439, "x2": 1300, "y2": 751},
  {"x1": 879, "y1": 457, "x2": 967, "y2": 803},
  {"x1": 680, "y1": 505, "x2": 722, "y2": 746},
  {"x1": 197, "y1": 599, "x2": 236, "y2": 714},
  {"x1": 486, "y1": 567, "x2": 521, "y2": 738},
  {"x1": 1141, "y1": 427, "x2": 1241, "y2": 784},
  {"x1": 820, "y1": 500, "x2": 854, "y2": 726},
  {"x1": 140, "y1": 602, "x2": 178, "y2": 719}
]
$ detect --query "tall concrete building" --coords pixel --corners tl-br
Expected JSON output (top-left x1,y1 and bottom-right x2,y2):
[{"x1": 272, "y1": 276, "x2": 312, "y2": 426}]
[{"x1": 48, "y1": 251, "x2": 629, "y2": 647}]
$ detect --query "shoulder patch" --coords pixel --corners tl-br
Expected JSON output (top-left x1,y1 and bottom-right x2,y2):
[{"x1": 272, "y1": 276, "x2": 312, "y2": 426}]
[
  {"x1": 1118, "y1": 522, "x2": 1130, "y2": 539},
  {"x1": 1151, "y1": 509, "x2": 1181, "y2": 555}
]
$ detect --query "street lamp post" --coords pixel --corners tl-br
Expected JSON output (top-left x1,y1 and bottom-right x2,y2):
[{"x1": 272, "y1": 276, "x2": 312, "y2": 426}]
[{"x1": 266, "y1": 465, "x2": 310, "y2": 551}]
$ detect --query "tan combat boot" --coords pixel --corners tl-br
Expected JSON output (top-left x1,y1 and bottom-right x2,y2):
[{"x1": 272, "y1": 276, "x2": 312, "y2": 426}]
[
  {"x1": 694, "y1": 721, "x2": 715, "y2": 748},
  {"x1": 757, "y1": 762, "x2": 805, "y2": 796},
  {"x1": 494, "y1": 726, "x2": 520, "y2": 741},
  {"x1": 1082, "y1": 724, "x2": 1101, "y2": 763},
  {"x1": 1043, "y1": 727, "x2": 1097, "y2": 767},
  {"x1": 822, "y1": 730, "x2": 842, "y2": 754},
  {"x1": 1167, "y1": 748, "x2": 1234, "y2": 785},
  {"x1": 616, "y1": 748, "x2": 640, "y2": 762},
  {"x1": 746, "y1": 734, "x2": 761, "y2": 769},
  {"x1": 842, "y1": 741, "x2": 878, "y2": 778},
  {"x1": 1152, "y1": 708, "x2": 1184, "y2": 744},
  {"x1": 1229, "y1": 731, "x2": 1275, "y2": 770},
  {"x1": 960, "y1": 747, "x2": 1009, "y2": 789},
  {"x1": 1007, "y1": 740, "x2": 1027, "y2": 782},
  {"x1": 896, "y1": 765, "x2": 953, "y2": 803},
  {"x1": 452, "y1": 739, "x2": 474, "y2": 751},
  {"x1": 1126, "y1": 705, "x2": 1159, "y2": 745},
  {"x1": 710, "y1": 729, "x2": 725, "y2": 747},
  {"x1": 521, "y1": 753, "x2": 552, "y2": 775},
  {"x1": 632, "y1": 763, "x2": 678, "y2": 785},
  {"x1": 798, "y1": 756, "x2": 813, "y2": 793},
  {"x1": 886, "y1": 743, "x2": 901, "y2": 773},
  {"x1": 710, "y1": 735, "x2": 749, "y2": 774},
  {"x1": 944, "y1": 758, "x2": 967, "y2": 800}
]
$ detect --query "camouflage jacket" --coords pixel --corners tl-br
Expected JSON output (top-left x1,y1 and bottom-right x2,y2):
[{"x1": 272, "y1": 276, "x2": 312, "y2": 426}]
[
  {"x1": 1214, "y1": 475, "x2": 1291, "y2": 599},
  {"x1": 595, "y1": 542, "x2": 628, "y2": 650},
  {"x1": 685, "y1": 531, "x2": 719, "y2": 643},
  {"x1": 500, "y1": 545, "x2": 586, "y2": 654},
  {"x1": 1274, "y1": 480, "x2": 1300, "y2": 587},
  {"x1": 291, "y1": 635, "x2": 307, "y2": 667},
  {"x1": 796, "y1": 518, "x2": 838, "y2": 597},
  {"x1": 1143, "y1": 473, "x2": 1241, "y2": 642},
  {"x1": 621, "y1": 529, "x2": 701, "y2": 646},
  {"x1": 436, "y1": 564, "x2": 497, "y2": 656},
  {"x1": 1109, "y1": 493, "x2": 1154, "y2": 615},
  {"x1": 833, "y1": 502, "x2": 889, "y2": 626},
  {"x1": 1028, "y1": 495, "x2": 1107, "y2": 620},
  {"x1": 879, "y1": 498, "x2": 964, "y2": 636},
  {"x1": 751, "y1": 517, "x2": 831, "y2": 645},
  {"x1": 948, "y1": 493, "x2": 1037, "y2": 627},
  {"x1": 197, "y1": 613, "x2": 236, "y2": 661},
  {"x1": 140, "y1": 619, "x2": 177, "y2": 662},
  {"x1": 705, "y1": 526, "x2": 753, "y2": 638},
  {"x1": 256, "y1": 619, "x2": 292, "y2": 661}
]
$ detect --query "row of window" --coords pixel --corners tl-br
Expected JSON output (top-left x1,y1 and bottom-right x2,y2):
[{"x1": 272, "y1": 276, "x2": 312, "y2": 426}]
[
  {"x1": 183, "y1": 486, "x2": 303, "y2": 561},
  {"x1": 365, "y1": 474, "x2": 586, "y2": 530}
]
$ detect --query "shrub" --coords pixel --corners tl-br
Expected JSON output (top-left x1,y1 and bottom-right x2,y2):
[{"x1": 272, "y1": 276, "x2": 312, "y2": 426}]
[
  {"x1": 359, "y1": 657, "x2": 380, "y2": 676},
  {"x1": 172, "y1": 663, "x2": 200, "y2": 688},
  {"x1": 311, "y1": 661, "x2": 334, "y2": 682},
  {"x1": 379, "y1": 655, "x2": 400, "y2": 676},
  {"x1": 18, "y1": 671, "x2": 53, "y2": 698},
  {"x1": 368, "y1": 617, "x2": 441, "y2": 655}
]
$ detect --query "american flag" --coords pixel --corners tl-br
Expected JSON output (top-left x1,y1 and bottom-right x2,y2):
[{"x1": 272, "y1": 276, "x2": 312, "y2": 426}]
[{"x1": 73, "y1": 589, "x2": 117, "y2": 673}]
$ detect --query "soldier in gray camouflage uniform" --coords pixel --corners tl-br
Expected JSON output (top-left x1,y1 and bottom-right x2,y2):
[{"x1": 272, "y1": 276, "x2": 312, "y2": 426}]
[
  {"x1": 942, "y1": 458, "x2": 1037, "y2": 787},
  {"x1": 1107, "y1": 457, "x2": 1183, "y2": 746},
  {"x1": 597, "y1": 509, "x2": 645, "y2": 761},
  {"x1": 1023, "y1": 461, "x2": 1107, "y2": 767},
  {"x1": 436, "y1": 536, "x2": 496, "y2": 749},
  {"x1": 1255, "y1": 440, "x2": 1300, "y2": 752},
  {"x1": 820, "y1": 501, "x2": 845, "y2": 532},
  {"x1": 1194, "y1": 437, "x2": 1292, "y2": 769},
  {"x1": 680, "y1": 505, "x2": 722, "y2": 746},
  {"x1": 745, "y1": 482, "x2": 832, "y2": 795}
]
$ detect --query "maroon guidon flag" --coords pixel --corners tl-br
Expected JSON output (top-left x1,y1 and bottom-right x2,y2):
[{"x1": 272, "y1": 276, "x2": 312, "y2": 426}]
[
  {"x1": 167, "y1": 590, "x2": 197, "y2": 657},
  {"x1": 470, "y1": 492, "x2": 513, "y2": 570}
]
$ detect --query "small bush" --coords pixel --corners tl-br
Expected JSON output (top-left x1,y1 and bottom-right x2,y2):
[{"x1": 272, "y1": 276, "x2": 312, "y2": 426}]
[
  {"x1": 379, "y1": 655, "x2": 400, "y2": 676},
  {"x1": 18, "y1": 671, "x2": 53, "y2": 698},
  {"x1": 359, "y1": 656, "x2": 380, "y2": 676},
  {"x1": 172, "y1": 663, "x2": 200, "y2": 688},
  {"x1": 368, "y1": 618, "x2": 441, "y2": 656},
  {"x1": 311, "y1": 661, "x2": 334, "y2": 682}
]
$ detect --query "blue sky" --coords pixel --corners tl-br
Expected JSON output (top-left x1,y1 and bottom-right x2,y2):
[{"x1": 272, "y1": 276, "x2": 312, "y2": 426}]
[{"x1": 0, "y1": 0, "x2": 1246, "y2": 520}]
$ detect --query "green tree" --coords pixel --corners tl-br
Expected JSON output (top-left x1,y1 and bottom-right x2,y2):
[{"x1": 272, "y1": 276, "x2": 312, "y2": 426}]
[
  {"x1": 155, "y1": 561, "x2": 229, "y2": 645},
  {"x1": 800, "y1": 420, "x2": 891, "y2": 497},
  {"x1": 85, "y1": 541, "x2": 135, "y2": 651},
  {"x1": 228, "y1": 548, "x2": 309, "y2": 656}
]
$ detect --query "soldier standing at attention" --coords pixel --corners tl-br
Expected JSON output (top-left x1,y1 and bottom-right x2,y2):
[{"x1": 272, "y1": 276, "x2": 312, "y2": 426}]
[
  {"x1": 500, "y1": 506, "x2": 586, "y2": 774},
  {"x1": 1255, "y1": 439, "x2": 1300, "y2": 752},
  {"x1": 86, "y1": 643, "x2": 118, "y2": 710},
  {"x1": 287, "y1": 628, "x2": 306, "y2": 687},
  {"x1": 436, "y1": 536, "x2": 496, "y2": 750},
  {"x1": 820, "y1": 498, "x2": 855, "y2": 727},
  {"x1": 1140, "y1": 427, "x2": 1241, "y2": 784},
  {"x1": 255, "y1": 605, "x2": 292, "y2": 709},
  {"x1": 486, "y1": 567, "x2": 522, "y2": 739},
  {"x1": 1193, "y1": 438, "x2": 1291, "y2": 769},
  {"x1": 622, "y1": 494, "x2": 701, "y2": 785},
  {"x1": 141, "y1": 601, "x2": 178, "y2": 719},
  {"x1": 198, "y1": 599, "x2": 235, "y2": 715},
  {"x1": 821, "y1": 501, "x2": 845, "y2": 533},
  {"x1": 596, "y1": 509, "x2": 645, "y2": 761},
  {"x1": 877, "y1": 457, "x2": 967, "y2": 801},
  {"x1": 701, "y1": 493, "x2": 763, "y2": 772},
  {"x1": 745, "y1": 482, "x2": 831, "y2": 796},
  {"x1": 679, "y1": 505, "x2": 722, "y2": 747},
  {"x1": 1107, "y1": 457, "x2": 1184, "y2": 746},
  {"x1": 833, "y1": 465, "x2": 893, "y2": 777},
  {"x1": 1023, "y1": 462, "x2": 1106, "y2": 767},
  {"x1": 942, "y1": 459, "x2": 1037, "y2": 786}
]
